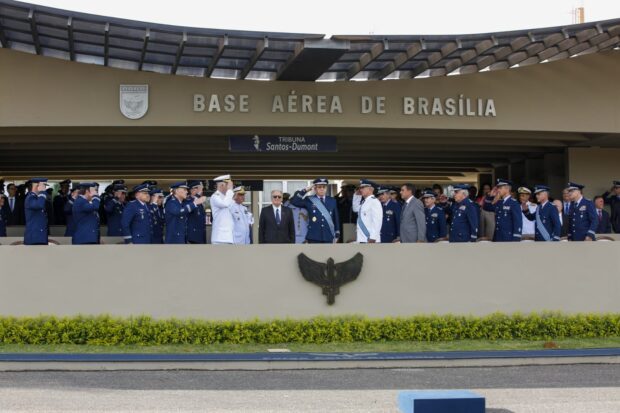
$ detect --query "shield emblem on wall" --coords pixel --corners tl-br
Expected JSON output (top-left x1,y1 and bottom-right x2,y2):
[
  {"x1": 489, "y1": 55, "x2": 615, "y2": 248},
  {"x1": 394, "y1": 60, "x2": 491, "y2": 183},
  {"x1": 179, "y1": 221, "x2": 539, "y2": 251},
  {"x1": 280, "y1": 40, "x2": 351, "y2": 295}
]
[{"x1": 119, "y1": 85, "x2": 148, "y2": 119}]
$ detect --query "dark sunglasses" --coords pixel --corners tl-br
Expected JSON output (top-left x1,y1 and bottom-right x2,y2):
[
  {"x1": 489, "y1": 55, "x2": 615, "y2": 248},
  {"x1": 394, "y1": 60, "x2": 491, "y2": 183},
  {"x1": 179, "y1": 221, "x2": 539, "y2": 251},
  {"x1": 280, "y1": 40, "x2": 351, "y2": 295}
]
[{"x1": 272, "y1": 195, "x2": 282, "y2": 199}]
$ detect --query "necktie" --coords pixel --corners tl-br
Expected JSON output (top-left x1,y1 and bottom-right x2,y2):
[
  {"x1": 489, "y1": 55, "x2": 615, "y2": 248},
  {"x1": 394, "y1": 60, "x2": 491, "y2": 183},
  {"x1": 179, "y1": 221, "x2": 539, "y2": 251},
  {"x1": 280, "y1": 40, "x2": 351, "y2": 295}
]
[
  {"x1": 564, "y1": 203, "x2": 569, "y2": 215},
  {"x1": 275, "y1": 208, "x2": 281, "y2": 225},
  {"x1": 598, "y1": 210, "x2": 602, "y2": 221},
  {"x1": 321, "y1": 197, "x2": 325, "y2": 204},
  {"x1": 10, "y1": 198, "x2": 14, "y2": 211}
]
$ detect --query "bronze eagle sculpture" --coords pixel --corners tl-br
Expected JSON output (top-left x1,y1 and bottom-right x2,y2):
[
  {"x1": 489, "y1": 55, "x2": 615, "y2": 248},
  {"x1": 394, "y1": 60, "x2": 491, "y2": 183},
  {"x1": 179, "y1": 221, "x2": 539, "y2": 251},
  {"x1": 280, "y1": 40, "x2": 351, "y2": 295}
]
[{"x1": 297, "y1": 253, "x2": 364, "y2": 305}]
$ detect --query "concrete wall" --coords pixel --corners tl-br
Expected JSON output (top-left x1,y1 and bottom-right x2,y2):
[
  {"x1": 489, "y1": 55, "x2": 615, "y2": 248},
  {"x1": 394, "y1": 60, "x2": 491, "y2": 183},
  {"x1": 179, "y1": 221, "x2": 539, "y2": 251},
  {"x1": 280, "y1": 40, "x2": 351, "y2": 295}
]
[
  {"x1": 568, "y1": 147, "x2": 620, "y2": 198},
  {"x1": 0, "y1": 243, "x2": 618, "y2": 319}
]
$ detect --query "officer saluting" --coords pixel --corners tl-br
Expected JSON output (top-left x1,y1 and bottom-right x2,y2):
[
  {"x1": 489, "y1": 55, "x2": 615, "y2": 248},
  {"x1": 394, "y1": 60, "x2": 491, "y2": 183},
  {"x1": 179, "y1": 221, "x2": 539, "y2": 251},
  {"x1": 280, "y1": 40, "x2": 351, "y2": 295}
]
[
  {"x1": 522, "y1": 185, "x2": 561, "y2": 241},
  {"x1": 566, "y1": 182, "x2": 597, "y2": 241},
  {"x1": 290, "y1": 178, "x2": 340, "y2": 243},
  {"x1": 149, "y1": 188, "x2": 165, "y2": 244},
  {"x1": 483, "y1": 179, "x2": 522, "y2": 242},
  {"x1": 185, "y1": 180, "x2": 207, "y2": 244},
  {"x1": 63, "y1": 185, "x2": 80, "y2": 237},
  {"x1": 421, "y1": 189, "x2": 447, "y2": 242},
  {"x1": 377, "y1": 186, "x2": 401, "y2": 243},
  {"x1": 449, "y1": 184, "x2": 479, "y2": 242},
  {"x1": 104, "y1": 183, "x2": 127, "y2": 236},
  {"x1": 24, "y1": 177, "x2": 49, "y2": 245},
  {"x1": 72, "y1": 182, "x2": 101, "y2": 245},
  {"x1": 210, "y1": 175, "x2": 235, "y2": 245},
  {"x1": 121, "y1": 184, "x2": 152, "y2": 244},
  {"x1": 352, "y1": 179, "x2": 383, "y2": 243},
  {"x1": 164, "y1": 181, "x2": 206, "y2": 244}
]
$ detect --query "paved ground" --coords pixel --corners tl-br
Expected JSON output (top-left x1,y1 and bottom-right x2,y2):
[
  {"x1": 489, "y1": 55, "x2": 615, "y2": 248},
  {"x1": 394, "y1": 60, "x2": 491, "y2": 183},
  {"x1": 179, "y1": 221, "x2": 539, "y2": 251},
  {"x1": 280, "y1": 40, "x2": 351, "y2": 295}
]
[{"x1": 0, "y1": 364, "x2": 619, "y2": 412}]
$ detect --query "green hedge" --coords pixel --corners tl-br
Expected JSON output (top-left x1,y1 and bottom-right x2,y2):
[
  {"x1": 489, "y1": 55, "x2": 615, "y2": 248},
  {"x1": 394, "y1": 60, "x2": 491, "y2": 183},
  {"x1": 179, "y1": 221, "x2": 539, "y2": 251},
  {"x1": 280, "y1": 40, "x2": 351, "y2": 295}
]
[{"x1": 0, "y1": 313, "x2": 619, "y2": 345}]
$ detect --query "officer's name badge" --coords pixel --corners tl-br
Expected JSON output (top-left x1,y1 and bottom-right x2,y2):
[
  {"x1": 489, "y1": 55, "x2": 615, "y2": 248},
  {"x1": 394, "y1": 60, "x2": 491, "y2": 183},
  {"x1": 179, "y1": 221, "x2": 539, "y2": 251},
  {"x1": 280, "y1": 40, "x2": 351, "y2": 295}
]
[
  {"x1": 386, "y1": 210, "x2": 393, "y2": 215},
  {"x1": 431, "y1": 213, "x2": 438, "y2": 218},
  {"x1": 503, "y1": 206, "x2": 511, "y2": 210}
]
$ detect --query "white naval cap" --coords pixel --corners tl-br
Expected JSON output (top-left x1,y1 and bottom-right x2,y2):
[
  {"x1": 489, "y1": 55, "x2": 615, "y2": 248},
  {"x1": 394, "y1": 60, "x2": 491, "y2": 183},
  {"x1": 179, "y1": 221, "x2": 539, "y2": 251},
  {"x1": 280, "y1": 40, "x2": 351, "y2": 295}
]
[{"x1": 213, "y1": 174, "x2": 231, "y2": 183}]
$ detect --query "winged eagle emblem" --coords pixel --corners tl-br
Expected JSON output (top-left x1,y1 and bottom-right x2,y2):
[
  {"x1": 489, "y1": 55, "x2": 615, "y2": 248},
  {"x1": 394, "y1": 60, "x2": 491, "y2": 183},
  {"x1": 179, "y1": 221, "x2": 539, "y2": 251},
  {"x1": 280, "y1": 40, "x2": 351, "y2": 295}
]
[
  {"x1": 123, "y1": 99, "x2": 144, "y2": 113},
  {"x1": 297, "y1": 253, "x2": 363, "y2": 305}
]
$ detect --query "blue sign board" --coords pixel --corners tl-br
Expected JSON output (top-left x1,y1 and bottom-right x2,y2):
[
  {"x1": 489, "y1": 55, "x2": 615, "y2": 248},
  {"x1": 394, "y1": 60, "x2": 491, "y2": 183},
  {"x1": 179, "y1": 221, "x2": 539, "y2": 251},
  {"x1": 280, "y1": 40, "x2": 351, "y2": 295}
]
[{"x1": 229, "y1": 135, "x2": 337, "y2": 153}]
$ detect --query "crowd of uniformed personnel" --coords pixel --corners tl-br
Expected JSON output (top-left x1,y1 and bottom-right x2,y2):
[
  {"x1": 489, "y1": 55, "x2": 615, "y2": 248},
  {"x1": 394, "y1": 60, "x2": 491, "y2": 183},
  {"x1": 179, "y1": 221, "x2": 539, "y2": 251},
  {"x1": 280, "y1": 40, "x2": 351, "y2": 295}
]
[{"x1": 0, "y1": 175, "x2": 618, "y2": 245}]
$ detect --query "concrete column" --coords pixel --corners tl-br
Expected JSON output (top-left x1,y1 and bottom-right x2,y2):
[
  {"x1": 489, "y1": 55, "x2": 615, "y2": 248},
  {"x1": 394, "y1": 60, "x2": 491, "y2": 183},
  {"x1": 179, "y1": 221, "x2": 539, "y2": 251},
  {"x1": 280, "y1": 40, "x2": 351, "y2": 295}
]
[{"x1": 567, "y1": 147, "x2": 620, "y2": 198}]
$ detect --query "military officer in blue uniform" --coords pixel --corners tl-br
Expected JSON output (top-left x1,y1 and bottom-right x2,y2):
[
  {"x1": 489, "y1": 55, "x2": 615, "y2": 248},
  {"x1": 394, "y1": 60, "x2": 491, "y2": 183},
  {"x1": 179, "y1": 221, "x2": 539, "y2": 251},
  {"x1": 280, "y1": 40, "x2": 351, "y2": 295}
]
[
  {"x1": 164, "y1": 181, "x2": 206, "y2": 244},
  {"x1": 63, "y1": 185, "x2": 80, "y2": 236},
  {"x1": 24, "y1": 178, "x2": 49, "y2": 245},
  {"x1": 72, "y1": 182, "x2": 101, "y2": 244},
  {"x1": 602, "y1": 180, "x2": 620, "y2": 233},
  {"x1": 566, "y1": 182, "x2": 598, "y2": 241},
  {"x1": 290, "y1": 178, "x2": 340, "y2": 243},
  {"x1": 149, "y1": 188, "x2": 165, "y2": 244},
  {"x1": 449, "y1": 184, "x2": 479, "y2": 242},
  {"x1": 121, "y1": 184, "x2": 152, "y2": 244},
  {"x1": 522, "y1": 185, "x2": 562, "y2": 241},
  {"x1": 104, "y1": 184, "x2": 127, "y2": 236},
  {"x1": 421, "y1": 190, "x2": 447, "y2": 242},
  {"x1": 483, "y1": 179, "x2": 522, "y2": 242},
  {"x1": 184, "y1": 180, "x2": 207, "y2": 244},
  {"x1": 377, "y1": 187, "x2": 401, "y2": 243}
]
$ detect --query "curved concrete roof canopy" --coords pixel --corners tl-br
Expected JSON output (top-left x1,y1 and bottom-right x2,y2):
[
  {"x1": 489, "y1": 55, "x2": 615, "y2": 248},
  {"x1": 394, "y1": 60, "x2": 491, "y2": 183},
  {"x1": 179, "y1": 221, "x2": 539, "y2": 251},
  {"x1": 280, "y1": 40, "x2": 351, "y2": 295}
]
[{"x1": 0, "y1": 0, "x2": 619, "y2": 81}]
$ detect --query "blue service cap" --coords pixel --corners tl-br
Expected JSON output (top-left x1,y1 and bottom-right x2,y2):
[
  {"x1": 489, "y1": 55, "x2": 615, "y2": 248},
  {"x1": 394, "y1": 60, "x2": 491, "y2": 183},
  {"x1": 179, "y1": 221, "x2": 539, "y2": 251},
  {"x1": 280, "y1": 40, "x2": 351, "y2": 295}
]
[
  {"x1": 376, "y1": 186, "x2": 389, "y2": 195},
  {"x1": 149, "y1": 188, "x2": 164, "y2": 196},
  {"x1": 358, "y1": 179, "x2": 377, "y2": 188},
  {"x1": 112, "y1": 184, "x2": 127, "y2": 192},
  {"x1": 533, "y1": 184, "x2": 550, "y2": 194},
  {"x1": 187, "y1": 180, "x2": 204, "y2": 189},
  {"x1": 313, "y1": 177, "x2": 329, "y2": 185},
  {"x1": 614, "y1": 180, "x2": 620, "y2": 187},
  {"x1": 496, "y1": 178, "x2": 513, "y2": 187},
  {"x1": 566, "y1": 182, "x2": 584, "y2": 191},
  {"x1": 78, "y1": 182, "x2": 97, "y2": 189},
  {"x1": 453, "y1": 184, "x2": 471, "y2": 192},
  {"x1": 170, "y1": 181, "x2": 189, "y2": 190},
  {"x1": 30, "y1": 177, "x2": 48, "y2": 183},
  {"x1": 132, "y1": 183, "x2": 150, "y2": 193},
  {"x1": 59, "y1": 179, "x2": 71, "y2": 185},
  {"x1": 421, "y1": 189, "x2": 436, "y2": 198}
]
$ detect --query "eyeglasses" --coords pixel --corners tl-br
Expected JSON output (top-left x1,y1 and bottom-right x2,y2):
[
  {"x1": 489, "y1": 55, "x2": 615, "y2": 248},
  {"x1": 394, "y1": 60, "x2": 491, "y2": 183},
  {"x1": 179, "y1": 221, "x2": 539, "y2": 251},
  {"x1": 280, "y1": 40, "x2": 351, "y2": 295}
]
[{"x1": 272, "y1": 195, "x2": 282, "y2": 199}]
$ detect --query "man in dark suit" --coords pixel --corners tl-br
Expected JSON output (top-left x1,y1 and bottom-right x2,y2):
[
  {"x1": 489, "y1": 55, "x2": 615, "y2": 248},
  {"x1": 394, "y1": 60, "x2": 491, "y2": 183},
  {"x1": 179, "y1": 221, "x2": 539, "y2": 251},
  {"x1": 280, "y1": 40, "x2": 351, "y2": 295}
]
[
  {"x1": 594, "y1": 196, "x2": 612, "y2": 234},
  {"x1": 259, "y1": 189, "x2": 294, "y2": 244},
  {"x1": 4, "y1": 183, "x2": 25, "y2": 225},
  {"x1": 553, "y1": 200, "x2": 568, "y2": 237},
  {"x1": 602, "y1": 180, "x2": 620, "y2": 233}
]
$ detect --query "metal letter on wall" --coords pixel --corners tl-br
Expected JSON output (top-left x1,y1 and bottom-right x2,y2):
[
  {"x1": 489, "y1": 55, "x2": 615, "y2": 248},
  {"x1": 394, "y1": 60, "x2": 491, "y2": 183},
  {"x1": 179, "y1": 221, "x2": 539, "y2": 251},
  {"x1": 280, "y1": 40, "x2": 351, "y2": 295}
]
[{"x1": 297, "y1": 253, "x2": 363, "y2": 305}]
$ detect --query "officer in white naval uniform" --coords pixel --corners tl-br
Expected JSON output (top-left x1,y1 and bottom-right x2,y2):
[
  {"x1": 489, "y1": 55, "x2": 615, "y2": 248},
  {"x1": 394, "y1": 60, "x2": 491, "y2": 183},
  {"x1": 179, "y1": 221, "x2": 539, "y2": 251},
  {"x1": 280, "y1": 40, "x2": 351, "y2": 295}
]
[
  {"x1": 210, "y1": 174, "x2": 235, "y2": 244},
  {"x1": 351, "y1": 179, "x2": 383, "y2": 243},
  {"x1": 230, "y1": 186, "x2": 253, "y2": 245},
  {"x1": 518, "y1": 186, "x2": 537, "y2": 237}
]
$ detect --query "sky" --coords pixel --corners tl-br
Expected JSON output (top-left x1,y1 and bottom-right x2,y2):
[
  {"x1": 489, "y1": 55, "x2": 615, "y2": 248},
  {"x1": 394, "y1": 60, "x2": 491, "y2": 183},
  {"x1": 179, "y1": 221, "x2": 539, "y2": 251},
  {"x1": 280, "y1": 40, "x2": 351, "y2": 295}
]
[{"x1": 26, "y1": 0, "x2": 620, "y2": 36}]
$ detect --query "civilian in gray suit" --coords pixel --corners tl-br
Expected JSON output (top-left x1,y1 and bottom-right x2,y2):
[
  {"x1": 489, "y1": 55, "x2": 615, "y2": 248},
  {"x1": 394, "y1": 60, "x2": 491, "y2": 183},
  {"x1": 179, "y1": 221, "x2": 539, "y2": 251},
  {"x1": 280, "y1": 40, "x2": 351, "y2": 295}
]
[{"x1": 398, "y1": 183, "x2": 426, "y2": 243}]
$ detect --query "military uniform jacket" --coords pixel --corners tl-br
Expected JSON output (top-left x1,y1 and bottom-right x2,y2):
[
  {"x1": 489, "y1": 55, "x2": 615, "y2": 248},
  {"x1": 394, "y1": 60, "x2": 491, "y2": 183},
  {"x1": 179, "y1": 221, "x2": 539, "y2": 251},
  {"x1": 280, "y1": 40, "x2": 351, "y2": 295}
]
[
  {"x1": 603, "y1": 193, "x2": 620, "y2": 233},
  {"x1": 104, "y1": 197, "x2": 125, "y2": 236},
  {"x1": 149, "y1": 203, "x2": 165, "y2": 244},
  {"x1": 380, "y1": 199, "x2": 401, "y2": 243},
  {"x1": 285, "y1": 202, "x2": 308, "y2": 244},
  {"x1": 523, "y1": 201, "x2": 562, "y2": 241},
  {"x1": 121, "y1": 200, "x2": 152, "y2": 244},
  {"x1": 164, "y1": 197, "x2": 196, "y2": 244},
  {"x1": 425, "y1": 205, "x2": 447, "y2": 242},
  {"x1": 483, "y1": 196, "x2": 523, "y2": 242},
  {"x1": 290, "y1": 190, "x2": 340, "y2": 242},
  {"x1": 230, "y1": 201, "x2": 253, "y2": 245},
  {"x1": 352, "y1": 194, "x2": 383, "y2": 243},
  {"x1": 449, "y1": 198, "x2": 479, "y2": 242},
  {"x1": 184, "y1": 196, "x2": 206, "y2": 244},
  {"x1": 568, "y1": 197, "x2": 598, "y2": 241},
  {"x1": 63, "y1": 197, "x2": 76, "y2": 236},
  {"x1": 24, "y1": 191, "x2": 48, "y2": 245},
  {"x1": 72, "y1": 195, "x2": 100, "y2": 244},
  {"x1": 210, "y1": 190, "x2": 235, "y2": 244}
]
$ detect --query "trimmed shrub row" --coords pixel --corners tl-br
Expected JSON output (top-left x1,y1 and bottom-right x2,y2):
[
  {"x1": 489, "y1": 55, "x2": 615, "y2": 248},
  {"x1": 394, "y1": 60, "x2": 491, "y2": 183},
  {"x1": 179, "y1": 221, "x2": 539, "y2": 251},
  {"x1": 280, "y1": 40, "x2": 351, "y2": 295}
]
[{"x1": 0, "y1": 313, "x2": 618, "y2": 345}]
